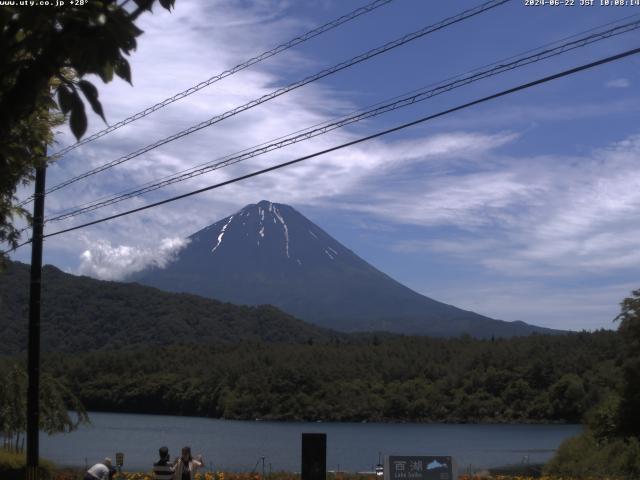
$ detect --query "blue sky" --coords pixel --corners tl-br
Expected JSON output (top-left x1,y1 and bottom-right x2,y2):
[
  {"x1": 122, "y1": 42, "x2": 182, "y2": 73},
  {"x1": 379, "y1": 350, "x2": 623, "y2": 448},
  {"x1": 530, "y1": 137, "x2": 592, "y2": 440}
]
[{"x1": 10, "y1": 0, "x2": 640, "y2": 330}]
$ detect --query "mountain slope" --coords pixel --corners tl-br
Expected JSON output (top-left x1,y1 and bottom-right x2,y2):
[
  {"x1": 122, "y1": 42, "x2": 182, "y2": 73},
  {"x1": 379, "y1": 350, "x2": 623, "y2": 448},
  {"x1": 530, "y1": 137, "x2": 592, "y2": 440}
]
[
  {"x1": 132, "y1": 200, "x2": 558, "y2": 338},
  {"x1": 0, "y1": 260, "x2": 339, "y2": 355}
]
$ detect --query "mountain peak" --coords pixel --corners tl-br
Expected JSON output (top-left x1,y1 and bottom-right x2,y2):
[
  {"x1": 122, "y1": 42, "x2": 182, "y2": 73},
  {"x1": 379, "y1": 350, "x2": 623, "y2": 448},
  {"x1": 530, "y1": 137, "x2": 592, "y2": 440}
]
[
  {"x1": 240, "y1": 199, "x2": 287, "y2": 212},
  {"x1": 133, "y1": 201, "x2": 558, "y2": 338},
  {"x1": 193, "y1": 200, "x2": 338, "y2": 266},
  {"x1": 207, "y1": 202, "x2": 277, "y2": 257},
  {"x1": 254, "y1": 199, "x2": 277, "y2": 208}
]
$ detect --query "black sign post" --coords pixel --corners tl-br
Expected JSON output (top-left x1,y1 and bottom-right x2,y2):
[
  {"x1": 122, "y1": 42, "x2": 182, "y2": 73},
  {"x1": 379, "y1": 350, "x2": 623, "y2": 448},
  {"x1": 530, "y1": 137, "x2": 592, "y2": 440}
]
[
  {"x1": 384, "y1": 456, "x2": 453, "y2": 480},
  {"x1": 116, "y1": 452, "x2": 124, "y2": 473},
  {"x1": 301, "y1": 433, "x2": 326, "y2": 480}
]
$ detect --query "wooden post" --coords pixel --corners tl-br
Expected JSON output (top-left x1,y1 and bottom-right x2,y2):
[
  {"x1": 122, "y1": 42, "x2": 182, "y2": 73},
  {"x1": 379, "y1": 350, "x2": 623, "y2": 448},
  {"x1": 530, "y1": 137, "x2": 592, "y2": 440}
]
[{"x1": 26, "y1": 163, "x2": 46, "y2": 480}]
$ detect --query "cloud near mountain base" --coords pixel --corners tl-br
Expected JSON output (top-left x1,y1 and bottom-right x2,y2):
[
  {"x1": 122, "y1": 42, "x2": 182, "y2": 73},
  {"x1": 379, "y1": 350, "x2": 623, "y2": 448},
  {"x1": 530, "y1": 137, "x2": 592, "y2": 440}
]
[{"x1": 77, "y1": 237, "x2": 189, "y2": 280}]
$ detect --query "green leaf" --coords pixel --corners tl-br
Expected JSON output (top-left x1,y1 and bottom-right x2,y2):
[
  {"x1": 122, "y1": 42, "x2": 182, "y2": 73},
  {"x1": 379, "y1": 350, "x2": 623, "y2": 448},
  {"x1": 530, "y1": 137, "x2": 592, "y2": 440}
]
[
  {"x1": 133, "y1": 0, "x2": 154, "y2": 11},
  {"x1": 70, "y1": 107, "x2": 88, "y2": 140},
  {"x1": 114, "y1": 57, "x2": 132, "y2": 85},
  {"x1": 98, "y1": 62, "x2": 114, "y2": 83},
  {"x1": 129, "y1": 22, "x2": 144, "y2": 38},
  {"x1": 57, "y1": 85, "x2": 73, "y2": 115},
  {"x1": 78, "y1": 80, "x2": 106, "y2": 124},
  {"x1": 69, "y1": 87, "x2": 87, "y2": 140},
  {"x1": 159, "y1": 0, "x2": 176, "y2": 10}
]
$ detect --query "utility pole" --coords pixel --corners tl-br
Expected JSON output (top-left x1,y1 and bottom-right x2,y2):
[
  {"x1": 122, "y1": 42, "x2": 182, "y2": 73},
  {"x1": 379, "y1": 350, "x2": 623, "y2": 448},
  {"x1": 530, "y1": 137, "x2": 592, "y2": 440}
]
[{"x1": 26, "y1": 161, "x2": 46, "y2": 480}]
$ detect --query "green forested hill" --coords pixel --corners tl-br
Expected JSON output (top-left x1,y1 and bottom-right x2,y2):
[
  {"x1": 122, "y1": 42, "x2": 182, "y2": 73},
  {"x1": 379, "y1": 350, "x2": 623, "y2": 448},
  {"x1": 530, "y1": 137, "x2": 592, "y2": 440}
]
[
  {"x1": 0, "y1": 260, "x2": 339, "y2": 354},
  {"x1": 17, "y1": 331, "x2": 621, "y2": 423},
  {"x1": 0, "y1": 260, "x2": 625, "y2": 424}
]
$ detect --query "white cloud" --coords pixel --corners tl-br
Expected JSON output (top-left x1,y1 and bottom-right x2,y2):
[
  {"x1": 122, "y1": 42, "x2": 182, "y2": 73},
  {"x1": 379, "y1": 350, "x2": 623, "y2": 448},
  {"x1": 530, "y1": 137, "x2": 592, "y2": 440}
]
[
  {"x1": 77, "y1": 237, "x2": 189, "y2": 280},
  {"x1": 431, "y1": 98, "x2": 640, "y2": 131},
  {"x1": 606, "y1": 78, "x2": 631, "y2": 89},
  {"x1": 392, "y1": 238, "x2": 501, "y2": 255},
  {"x1": 364, "y1": 132, "x2": 640, "y2": 277},
  {"x1": 349, "y1": 169, "x2": 543, "y2": 229}
]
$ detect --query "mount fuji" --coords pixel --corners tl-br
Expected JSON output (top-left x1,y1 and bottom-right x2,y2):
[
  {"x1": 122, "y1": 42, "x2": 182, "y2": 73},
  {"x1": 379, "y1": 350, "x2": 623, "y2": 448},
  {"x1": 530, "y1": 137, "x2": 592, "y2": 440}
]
[{"x1": 131, "y1": 200, "x2": 557, "y2": 337}]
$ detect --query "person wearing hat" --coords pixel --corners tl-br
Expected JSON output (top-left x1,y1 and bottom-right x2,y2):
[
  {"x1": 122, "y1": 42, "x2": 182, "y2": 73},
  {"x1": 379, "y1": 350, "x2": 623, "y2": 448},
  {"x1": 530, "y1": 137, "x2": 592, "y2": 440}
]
[
  {"x1": 85, "y1": 458, "x2": 113, "y2": 480},
  {"x1": 153, "y1": 446, "x2": 174, "y2": 480}
]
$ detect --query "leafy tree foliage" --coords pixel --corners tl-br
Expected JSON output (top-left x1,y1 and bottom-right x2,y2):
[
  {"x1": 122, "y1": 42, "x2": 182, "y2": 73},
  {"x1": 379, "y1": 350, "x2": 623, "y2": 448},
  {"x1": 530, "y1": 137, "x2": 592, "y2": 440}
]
[
  {"x1": 546, "y1": 289, "x2": 640, "y2": 478},
  {"x1": 0, "y1": 78, "x2": 58, "y2": 256},
  {"x1": 586, "y1": 393, "x2": 622, "y2": 440},
  {"x1": 0, "y1": 366, "x2": 25, "y2": 451},
  {"x1": 3, "y1": 331, "x2": 619, "y2": 424},
  {"x1": 0, "y1": 364, "x2": 88, "y2": 452},
  {"x1": 548, "y1": 374, "x2": 586, "y2": 423},
  {"x1": 546, "y1": 430, "x2": 640, "y2": 479},
  {"x1": 615, "y1": 288, "x2": 640, "y2": 437},
  {"x1": 0, "y1": 0, "x2": 175, "y2": 255}
]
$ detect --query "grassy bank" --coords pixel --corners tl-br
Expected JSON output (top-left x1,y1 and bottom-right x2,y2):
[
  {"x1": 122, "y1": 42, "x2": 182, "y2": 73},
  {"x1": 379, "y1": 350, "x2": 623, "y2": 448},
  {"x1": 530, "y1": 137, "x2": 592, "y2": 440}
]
[{"x1": 0, "y1": 449, "x2": 56, "y2": 480}]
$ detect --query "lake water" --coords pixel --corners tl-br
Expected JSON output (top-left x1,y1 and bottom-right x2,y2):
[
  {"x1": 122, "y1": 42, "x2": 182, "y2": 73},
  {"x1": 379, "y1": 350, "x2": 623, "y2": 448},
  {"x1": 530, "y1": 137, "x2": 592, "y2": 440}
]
[{"x1": 40, "y1": 412, "x2": 581, "y2": 473}]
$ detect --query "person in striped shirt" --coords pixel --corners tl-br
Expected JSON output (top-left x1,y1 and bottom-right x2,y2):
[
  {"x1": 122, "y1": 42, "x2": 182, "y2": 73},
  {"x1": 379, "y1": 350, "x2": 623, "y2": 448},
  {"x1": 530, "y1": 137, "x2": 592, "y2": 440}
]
[{"x1": 153, "y1": 447, "x2": 174, "y2": 480}]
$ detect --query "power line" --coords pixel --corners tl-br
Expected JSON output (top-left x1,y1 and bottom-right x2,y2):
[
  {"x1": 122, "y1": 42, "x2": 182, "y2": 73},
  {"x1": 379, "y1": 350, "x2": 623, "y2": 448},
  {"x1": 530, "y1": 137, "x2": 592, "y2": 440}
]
[
  {"x1": 4, "y1": 238, "x2": 33, "y2": 254},
  {"x1": 45, "y1": 17, "x2": 640, "y2": 223},
  {"x1": 47, "y1": 0, "x2": 396, "y2": 160},
  {"x1": 48, "y1": 11, "x2": 640, "y2": 218},
  {"x1": 16, "y1": 0, "x2": 396, "y2": 208},
  {"x1": 37, "y1": 0, "x2": 511, "y2": 198},
  {"x1": 4, "y1": 45, "x2": 637, "y2": 255},
  {"x1": 26, "y1": 46, "x2": 638, "y2": 244},
  {"x1": 48, "y1": 16, "x2": 640, "y2": 220}
]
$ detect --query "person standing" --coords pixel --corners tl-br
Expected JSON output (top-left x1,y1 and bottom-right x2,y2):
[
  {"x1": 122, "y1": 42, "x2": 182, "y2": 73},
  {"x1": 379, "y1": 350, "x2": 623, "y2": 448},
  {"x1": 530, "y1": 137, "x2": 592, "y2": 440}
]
[
  {"x1": 173, "y1": 446, "x2": 203, "y2": 480},
  {"x1": 154, "y1": 447, "x2": 174, "y2": 480},
  {"x1": 85, "y1": 458, "x2": 113, "y2": 480}
]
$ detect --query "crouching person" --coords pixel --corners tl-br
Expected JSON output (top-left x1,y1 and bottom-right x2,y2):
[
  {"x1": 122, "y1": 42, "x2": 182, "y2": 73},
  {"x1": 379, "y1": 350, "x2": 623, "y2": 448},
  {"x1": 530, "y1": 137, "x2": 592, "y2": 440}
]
[{"x1": 85, "y1": 458, "x2": 114, "y2": 480}]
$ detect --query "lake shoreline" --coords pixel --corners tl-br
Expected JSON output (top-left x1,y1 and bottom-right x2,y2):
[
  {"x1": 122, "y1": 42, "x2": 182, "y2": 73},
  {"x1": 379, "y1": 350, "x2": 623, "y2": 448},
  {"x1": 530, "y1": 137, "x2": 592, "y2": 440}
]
[
  {"x1": 41, "y1": 411, "x2": 581, "y2": 472},
  {"x1": 49, "y1": 467, "x2": 548, "y2": 480},
  {"x1": 77, "y1": 408, "x2": 581, "y2": 426}
]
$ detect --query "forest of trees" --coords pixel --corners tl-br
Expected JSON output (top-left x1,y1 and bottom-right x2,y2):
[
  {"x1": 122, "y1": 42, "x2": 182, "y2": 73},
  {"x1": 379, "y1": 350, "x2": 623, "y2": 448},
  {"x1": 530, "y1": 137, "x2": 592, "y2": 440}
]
[
  {"x1": 1, "y1": 331, "x2": 620, "y2": 424},
  {"x1": 0, "y1": 260, "x2": 339, "y2": 354},
  {"x1": 544, "y1": 289, "x2": 640, "y2": 478}
]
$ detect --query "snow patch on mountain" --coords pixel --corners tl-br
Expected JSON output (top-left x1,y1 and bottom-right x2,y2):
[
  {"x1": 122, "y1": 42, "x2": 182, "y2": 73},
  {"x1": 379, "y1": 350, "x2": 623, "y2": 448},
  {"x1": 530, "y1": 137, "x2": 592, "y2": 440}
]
[
  {"x1": 273, "y1": 206, "x2": 290, "y2": 258},
  {"x1": 212, "y1": 215, "x2": 234, "y2": 253}
]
